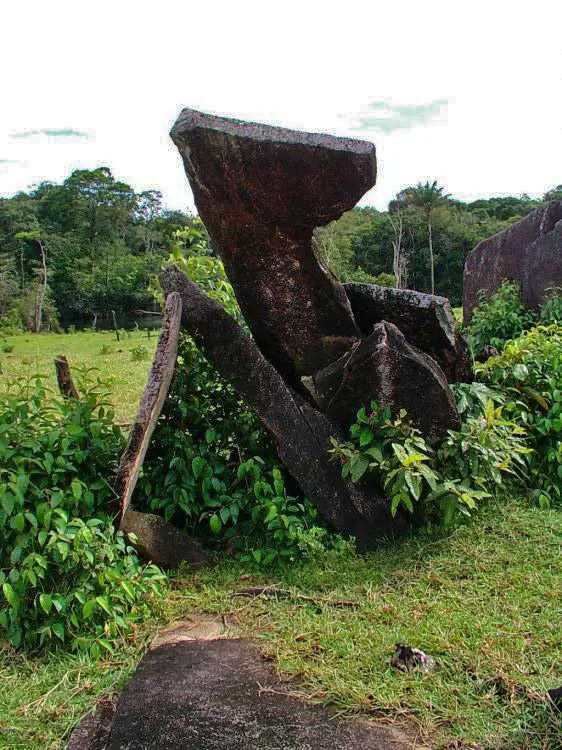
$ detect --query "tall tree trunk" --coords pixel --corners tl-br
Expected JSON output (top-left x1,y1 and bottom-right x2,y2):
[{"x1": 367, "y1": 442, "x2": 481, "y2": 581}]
[
  {"x1": 390, "y1": 209, "x2": 405, "y2": 288},
  {"x1": 34, "y1": 240, "x2": 47, "y2": 333},
  {"x1": 427, "y1": 212, "x2": 435, "y2": 295}
]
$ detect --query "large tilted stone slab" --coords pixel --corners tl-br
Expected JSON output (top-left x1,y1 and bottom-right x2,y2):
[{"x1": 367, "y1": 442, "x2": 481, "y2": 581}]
[
  {"x1": 313, "y1": 322, "x2": 460, "y2": 443},
  {"x1": 170, "y1": 108, "x2": 375, "y2": 384},
  {"x1": 106, "y1": 638, "x2": 416, "y2": 750},
  {"x1": 161, "y1": 265, "x2": 397, "y2": 546},
  {"x1": 345, "y1": 282, "x2": 472, "y2": 382},
  {"x1": 463, "y1": 200, "x2": 562, "y2": 323}
]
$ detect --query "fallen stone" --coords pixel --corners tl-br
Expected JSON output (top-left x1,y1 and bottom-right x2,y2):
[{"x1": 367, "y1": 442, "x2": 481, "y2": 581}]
[
  {"x1": 106, "y1": 638, "x2": 419, "y2": 749},
  {"x1": 345, "y1": 282, "x2": 472, "y2": 382},
  {"x1": 170, "y1": 108, "x2": 374, "y2": 385},
  {"x1": 150, "y1": 615, "x2": 225, "y2": 649},
  {"x1": 463, "y1": 200, "x2": 562, "y2": 323},
  {"x1": 121, "y1": 509, "x2": 208, "y2": 570},
  {"x1": 313, "y1": 321, "x2": 460, "y2": 442}
]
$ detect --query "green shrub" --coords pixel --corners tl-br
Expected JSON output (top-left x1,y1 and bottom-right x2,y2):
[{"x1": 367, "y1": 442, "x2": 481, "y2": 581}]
[
  {"x1": 538, "y1": 288, "x2": 562, "y2": 324},
  {"x1": 371, "y1": 272, "x2": 397, "y2": 287},
  {"x1": 130, "y1": 344, "x2": 149, "y2": 361},
  {"x1": 330, "y1": 395, "x2": 530, "y2": 527},
  {"x1": 479, "y1": 324, "x2": 562, "y2": 506},
  {"x1": 0, "y1": 375, "x2": 164, "y2": 653},
  {"x1": 468, "y1": 281, "x2": 535, "y2": 354}
]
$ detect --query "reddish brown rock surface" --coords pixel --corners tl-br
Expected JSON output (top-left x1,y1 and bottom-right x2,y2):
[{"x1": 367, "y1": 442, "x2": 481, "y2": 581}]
[
  {"x1": 170, "y1": 108, "x2": 375, "y2": 384},
  {"x1": 463, "y1": 200, "x2": 562, "y2": 323}
]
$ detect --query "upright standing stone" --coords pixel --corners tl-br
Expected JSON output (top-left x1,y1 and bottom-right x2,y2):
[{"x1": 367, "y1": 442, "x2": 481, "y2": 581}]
[
  {"x1": 463, "y1": 200, "x2": 562, "y2": 323},
  {"x1": 170, "y1": 109, "x2": 375, "y2": 384}
]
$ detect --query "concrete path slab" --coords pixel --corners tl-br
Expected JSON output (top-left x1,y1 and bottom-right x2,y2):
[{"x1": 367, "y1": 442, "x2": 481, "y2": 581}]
[{"x1": 106, "y1": 637, "x2": 417, "y2": 749}]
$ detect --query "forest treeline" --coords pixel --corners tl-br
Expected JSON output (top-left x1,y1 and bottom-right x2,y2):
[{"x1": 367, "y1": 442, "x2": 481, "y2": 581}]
[{"x1": 1, "y1": 166, "x2": 560, "y2": 330}]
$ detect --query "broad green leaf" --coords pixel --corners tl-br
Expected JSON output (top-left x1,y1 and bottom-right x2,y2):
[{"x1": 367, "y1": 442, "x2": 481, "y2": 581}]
[
  {"x1": 39, "y1": 593, "x2": 53, "y2": 614},
  {"x1": 209, "y1": 514, "x2": 222, "y2": 534}
]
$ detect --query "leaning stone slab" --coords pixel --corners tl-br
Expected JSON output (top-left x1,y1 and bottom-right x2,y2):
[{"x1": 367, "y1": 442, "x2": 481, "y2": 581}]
[
  {"x1": 161, "y1": 265, "x2": 396, "y2": 547},
  {"x1": 105, "y1": 638, "x2": 418, "y2": 750},
  {"x1": 170, "y1": 108, "x2": 375, "y2": 384},
  {"x1": 463, "y1": 200, "x2": 562, "y2": 323},
  {"x1": 115, "y1": 292, "x2": 182, "y2": 522},
  {"x1": 345, "y1": 282, "x2": 472, "y2": 382},
  {"x1": 313, "y1": 321, "x2": 460, "y2": 442}
]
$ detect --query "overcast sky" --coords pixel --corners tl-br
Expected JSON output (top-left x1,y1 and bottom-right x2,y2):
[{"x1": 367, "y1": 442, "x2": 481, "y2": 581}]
[{"x1": 1, "y1": 0, "x2": 561, "y2": 212}]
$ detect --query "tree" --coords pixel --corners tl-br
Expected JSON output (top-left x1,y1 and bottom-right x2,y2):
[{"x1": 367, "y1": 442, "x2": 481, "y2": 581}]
[
  {"x1": 388, "y1": 205, "x2": 407, "y2": 288},
  {"x1": 391, "y1": 181, "x2": 449, "y2": 295},
  {"x1": 543, "y1": 185, "x2": 562, "y2": 202},
  {"x1": 14, "y1": 229, "x2": 48, "y2": 332}
]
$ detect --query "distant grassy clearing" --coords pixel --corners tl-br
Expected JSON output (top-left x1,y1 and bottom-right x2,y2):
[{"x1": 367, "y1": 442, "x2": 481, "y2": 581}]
[{"x1": 0, "y1": 331, "x2": 157, "y2": 422}]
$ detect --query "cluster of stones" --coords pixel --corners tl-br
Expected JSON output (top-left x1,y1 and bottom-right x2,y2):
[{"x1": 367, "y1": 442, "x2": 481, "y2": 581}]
[{"x1": 158, "y1": 109, "x2": 472, "y2": 546}]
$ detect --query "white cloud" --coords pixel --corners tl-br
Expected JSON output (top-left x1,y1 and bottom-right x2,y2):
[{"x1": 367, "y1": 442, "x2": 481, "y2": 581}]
[{"x1": 1, "y1": 0, "x2": 561, "y2": 210}]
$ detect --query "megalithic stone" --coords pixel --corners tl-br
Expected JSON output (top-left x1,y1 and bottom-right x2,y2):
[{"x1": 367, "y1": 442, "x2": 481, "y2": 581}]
[
  {"x1": 344, "y1": 282, "x2": 473, "y2": 383},
  {"x1": 170, "y1": 108, "x2": 376, "y2": 384},
  {"x1": 312, "y1": 321, "x2": 461, "y2": 443}
]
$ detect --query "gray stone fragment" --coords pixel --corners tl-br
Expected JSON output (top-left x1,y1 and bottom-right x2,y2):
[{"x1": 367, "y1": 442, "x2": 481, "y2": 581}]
[
  {"x1": 121, "y1": 509, "x2": 208, "y2": 570},
  {"x1": 345, "y1": 282, "x2": 472, "y2": 382},
  {"x1": 313, "y1": 321, "x2": 460, "y2": 442}
]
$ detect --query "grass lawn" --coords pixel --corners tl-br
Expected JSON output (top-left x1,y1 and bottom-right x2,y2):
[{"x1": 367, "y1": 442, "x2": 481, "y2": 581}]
[
  {"x1": 1, "y1": 499, "x2": 560, "y2": 749},
  {"x1": 0, "y1": 330, "x2": 157, "y2": 423}
]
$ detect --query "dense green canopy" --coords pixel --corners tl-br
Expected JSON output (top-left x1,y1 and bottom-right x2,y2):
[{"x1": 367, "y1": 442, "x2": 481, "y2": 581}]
[{"x1": 0, "y1": 167, "x2": 556, "y2": 329}]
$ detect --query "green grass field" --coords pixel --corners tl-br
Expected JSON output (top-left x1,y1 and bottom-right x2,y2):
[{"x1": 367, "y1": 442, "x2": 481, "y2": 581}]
[
  {"x1": 0, "y1": 331, "x2": 157, "y2": 423},
  {"x1": 0, "y1": 331, "x2": 560, "y2": 749},
  {"x1": 1, "y1": 500, "x2": 560, "y2": 749}
]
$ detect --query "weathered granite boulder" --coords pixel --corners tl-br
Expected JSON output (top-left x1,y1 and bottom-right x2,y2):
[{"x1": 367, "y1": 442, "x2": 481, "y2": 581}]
[
  {"x1": 170, "y1": 108, "x2": 372, "y2": 385},
  {"x1": 313, "y1": 321, "x2": 460, "y2": 442},
  {"x1": 463, "y1": 200, "x2": 562, "y2": 323},
  {"x1": 345, "y1": 282, "x2": 472, "y2": 382}
]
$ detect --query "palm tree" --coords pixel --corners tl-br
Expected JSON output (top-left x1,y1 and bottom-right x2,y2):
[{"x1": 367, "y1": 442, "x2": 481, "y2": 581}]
[{"x1": 393, "y1": 181, "x2": 449, "y2": 295}]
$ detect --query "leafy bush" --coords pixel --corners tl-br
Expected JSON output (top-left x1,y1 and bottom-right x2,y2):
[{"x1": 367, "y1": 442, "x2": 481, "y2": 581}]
[
  {"x1": 136, "y1": 248, "x2": 343, "y2": 565},
  {"x1": 468, "y1": 281, "x2": 535, "y2": 355},
  {"x1": 330, "y1": 396, "x2": 530, "y2": 526},
  {"x1": 538, "y1": 288, "x2": 562, "y2": 324},
  {"x1": 371, "y1": 272, "x2": 397, "y2": 287},
  {"x1": 479, "y1": 324, "x2": 562, "y2": 506},
  {"x1": 0, "y1": 375, "x2": 164, "y2": 652},
  {"x1": 130, "y1": 344, "x2": 149, "y2": 361}
]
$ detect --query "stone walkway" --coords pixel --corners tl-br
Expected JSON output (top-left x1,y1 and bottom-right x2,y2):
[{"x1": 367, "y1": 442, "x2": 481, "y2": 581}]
[{"x1": 69, "y1": 617, "x2": 421, "y2": 750}]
